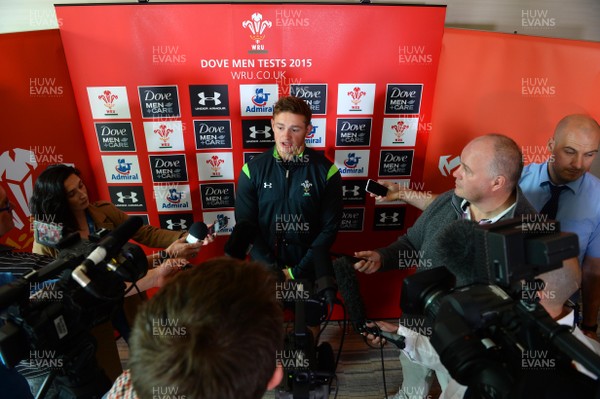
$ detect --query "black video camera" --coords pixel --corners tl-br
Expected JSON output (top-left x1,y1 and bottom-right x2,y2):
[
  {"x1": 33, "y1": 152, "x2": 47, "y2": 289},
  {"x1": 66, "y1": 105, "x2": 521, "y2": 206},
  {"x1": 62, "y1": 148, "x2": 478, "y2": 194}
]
[
  {"x1": 0, "y1": 221, "x2": 148, "y2": 398},
  {"x1": 400, "y1": 218, "x2": 600, "y2": 398}
]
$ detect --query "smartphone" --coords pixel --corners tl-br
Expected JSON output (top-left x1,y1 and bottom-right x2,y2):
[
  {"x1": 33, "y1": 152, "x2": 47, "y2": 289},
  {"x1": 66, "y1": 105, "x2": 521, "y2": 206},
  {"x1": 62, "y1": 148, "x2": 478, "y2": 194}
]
[
  {"x1": 365, "y1": 179, "x2": 389, "y2": 197},
  {"x1": 207, "y1": 220, "x2": 221, "y2": 236}
]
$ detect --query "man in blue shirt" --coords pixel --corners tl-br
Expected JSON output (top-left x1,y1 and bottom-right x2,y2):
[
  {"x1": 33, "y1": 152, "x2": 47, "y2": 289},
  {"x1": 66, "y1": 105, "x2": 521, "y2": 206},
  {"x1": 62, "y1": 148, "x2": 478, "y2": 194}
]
[{"x1": 520, "y1": 114, "x2": 600, "y2": 339}]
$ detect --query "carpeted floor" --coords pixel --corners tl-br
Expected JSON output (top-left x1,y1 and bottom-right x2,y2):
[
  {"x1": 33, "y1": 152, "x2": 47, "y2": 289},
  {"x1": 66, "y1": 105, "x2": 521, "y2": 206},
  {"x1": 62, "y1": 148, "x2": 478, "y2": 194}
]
[{"x1": 117, "y1": 319, "x2": 442, "y2": 399}]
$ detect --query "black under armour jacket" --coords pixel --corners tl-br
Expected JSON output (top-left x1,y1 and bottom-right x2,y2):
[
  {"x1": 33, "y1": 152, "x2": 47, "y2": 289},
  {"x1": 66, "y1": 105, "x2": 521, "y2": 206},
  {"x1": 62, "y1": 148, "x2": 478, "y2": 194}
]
[{"x1": 235, "y1": 147, "x2": 343, "y2": 280}]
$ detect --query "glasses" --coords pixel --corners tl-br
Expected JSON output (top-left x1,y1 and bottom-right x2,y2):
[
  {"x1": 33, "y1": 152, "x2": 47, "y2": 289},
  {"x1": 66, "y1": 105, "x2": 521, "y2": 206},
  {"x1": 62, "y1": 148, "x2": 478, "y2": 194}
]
[{"x1": 0, "y1": 201, "x2": 13, "y2": 213}]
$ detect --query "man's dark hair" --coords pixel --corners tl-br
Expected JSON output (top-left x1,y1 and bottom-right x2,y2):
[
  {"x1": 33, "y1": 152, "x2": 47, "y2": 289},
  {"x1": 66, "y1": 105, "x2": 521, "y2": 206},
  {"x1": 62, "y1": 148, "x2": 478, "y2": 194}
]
[
  {"x1": 129, "y1": 257, "x2": 284, "y2": 399},
  {"x1": 29, "y1": 164, "x2": 81, "y2": 232},
  {"x1": 273, "y1": 96, "x2": 312, "y2": 126}
]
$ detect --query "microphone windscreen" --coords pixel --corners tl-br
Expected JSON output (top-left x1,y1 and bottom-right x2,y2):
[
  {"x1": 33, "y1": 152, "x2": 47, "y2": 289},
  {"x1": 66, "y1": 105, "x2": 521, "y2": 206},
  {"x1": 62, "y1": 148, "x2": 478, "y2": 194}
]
[
  {"x1": 333, "y1": 256, "x2": 366, "y2": 327},
  {"x1": 438, "y1": 219, "x2": 487, "y2": 286},
  {"x1": 186, "y1": 222, "x2": 209, "y2": 243}
]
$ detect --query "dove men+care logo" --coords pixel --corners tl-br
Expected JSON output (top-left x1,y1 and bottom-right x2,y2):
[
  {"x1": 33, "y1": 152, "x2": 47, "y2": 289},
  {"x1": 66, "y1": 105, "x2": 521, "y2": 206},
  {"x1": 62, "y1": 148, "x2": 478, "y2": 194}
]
[
  {"x1": 194, "y1": 120, "x2": 232, "y2": 150},
  {"x1": 336, "y1": 118, "x2": 372, "y2": 147},
  {"x1": 138, "y1": 86, "x2": 180, "y2": 118},
  {"x1": 384, "y1": 84, "x2": 423, "y2": 115},
  {"x1": 95, "y1": 122, "x2": 136, "y2": 152},
  {"x1": 149, "y1": 155, "x2": 188, "y2": 183}
]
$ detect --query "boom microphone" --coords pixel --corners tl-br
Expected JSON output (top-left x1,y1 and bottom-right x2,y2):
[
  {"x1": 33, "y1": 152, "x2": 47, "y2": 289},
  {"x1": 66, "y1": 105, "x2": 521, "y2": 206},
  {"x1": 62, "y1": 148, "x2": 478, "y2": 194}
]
[
  {"x1": 333, "y1": 256, "x2": 405, "y2": 348},
  {"x1": 71, "y1": 216, "x2": 143, "y2": 293},
  {"x1": 437, "y1": 219, "x2": 483, "y2": 287},
  {"x1": 224, "y1": 220, "x2": 256, "y2": 260}
]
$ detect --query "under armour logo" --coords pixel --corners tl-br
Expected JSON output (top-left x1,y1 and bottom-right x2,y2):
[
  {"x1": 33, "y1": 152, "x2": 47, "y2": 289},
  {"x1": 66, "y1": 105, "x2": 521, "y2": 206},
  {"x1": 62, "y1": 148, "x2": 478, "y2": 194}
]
[
  {"x1": 198, "y1": 92, "x2": 221, "y2": 106},
  {"x1": 379, "y1": 212, "x2": 400, "y2": 223},
  {"x1": 116, "y1": 191, "x2": 138, "y2": 203},
  {"x1": 249, "y1": 126, "x2": 272, "y2": 139},
  {"x1": 438, "y1": 155, "x2": 461, "y2": 177},
  {"x1": 166, "y1": 219, "x2": 188, "y2": 230},
  {"x1": 342, "y1": 186, "x2": 360, "y2": 197},
  {"x1": 264, "y1": 182, "x2": 273, "y2": 189}
]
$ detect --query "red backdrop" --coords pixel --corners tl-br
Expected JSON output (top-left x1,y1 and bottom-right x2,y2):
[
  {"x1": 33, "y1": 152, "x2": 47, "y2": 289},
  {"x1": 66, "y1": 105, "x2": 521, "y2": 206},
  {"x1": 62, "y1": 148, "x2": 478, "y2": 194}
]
[{"x1": 2, "y1": 24, "x2": 600, "y2": 319}]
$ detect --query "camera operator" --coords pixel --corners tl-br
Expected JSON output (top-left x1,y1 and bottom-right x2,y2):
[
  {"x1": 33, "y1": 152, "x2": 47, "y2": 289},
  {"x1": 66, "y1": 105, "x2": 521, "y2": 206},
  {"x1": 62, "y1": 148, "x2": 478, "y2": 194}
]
[
  {"x1": 104, "y1": 257, "x2": 284, "y2": 399},
  {"x1": 0, "y1": 183, "x2": 211, "y2": 398},
  {"x1": 353, "y1": 134, "x2": 541, "y2": 398},
  {"x1": 365, "y1": 257, "x2": 600, "y2": 398}
]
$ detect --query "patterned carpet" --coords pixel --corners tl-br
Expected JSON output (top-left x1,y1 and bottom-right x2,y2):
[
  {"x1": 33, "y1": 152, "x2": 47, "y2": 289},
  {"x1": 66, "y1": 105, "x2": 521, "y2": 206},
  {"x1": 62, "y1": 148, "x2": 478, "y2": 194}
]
[{"x1": 118, "y1": 320, "x2": 442, "y2": 399}]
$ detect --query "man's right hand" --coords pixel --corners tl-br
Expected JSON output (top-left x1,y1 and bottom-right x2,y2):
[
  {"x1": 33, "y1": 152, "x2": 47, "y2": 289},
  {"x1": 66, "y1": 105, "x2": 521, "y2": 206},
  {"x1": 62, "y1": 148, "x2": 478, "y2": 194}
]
[{"x1": 353, "y1": 250, "x2": 382, "y2": 274}]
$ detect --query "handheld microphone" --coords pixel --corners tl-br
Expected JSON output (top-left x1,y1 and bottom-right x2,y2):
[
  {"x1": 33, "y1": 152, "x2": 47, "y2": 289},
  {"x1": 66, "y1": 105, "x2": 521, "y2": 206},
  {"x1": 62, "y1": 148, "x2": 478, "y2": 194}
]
[
  {"x1": 186, "y1": 221, "x2": 209, "y2": 243},
  {"x1": 71, "y1": 216, "x2": 143, "y2": 294},
  {"x1": 333, "y1": 256, "x2": 405, "y2": 349},
  {"x1": 224, "y1": 220, "x2": 256, "y2": 260}
]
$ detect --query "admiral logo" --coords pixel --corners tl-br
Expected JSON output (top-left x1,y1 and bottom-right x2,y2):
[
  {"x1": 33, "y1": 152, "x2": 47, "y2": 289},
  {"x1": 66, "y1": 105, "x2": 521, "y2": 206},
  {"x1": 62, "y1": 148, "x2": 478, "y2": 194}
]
[
  {"x1": 240, "y1": 85, "x2": 279, "y2": 116},
  {"x1": 29, "y1": 77, "x2": 63, "y2": 97},
  {"x1": 138, "y1": 86, "x2": 180, "y2": 118},
  {"x1": 241, "y1": 119, "x2": 275, "y2": 149},
  {"x1": 149, "y1": 154, "x2": 188, "y2": 183},
  {"x1": 373, "y1": 207, "x2": 406, "y2": 231},
  {"x1": 203, "y1": 211, "x2": 235, "y2": 235},
  {"x1": 384, "y1": 84, "x2": 423, "y2": 115},
  {"x1": 341, "y1": 180, "x2": 366, "y2": 204},
  {"x1": 242, "y1": 12, "x2": 272, "y2": 53},
  {"x1": 275, "y1": 9, "x2": 310, "y2": 27},
  {"x1": 108, "y1": 186, "x2": 147, "y2": 211},
  {"x1": 95, "y1": 122, "x2": 136, "y2": 152},
  {"x1": 290, "y1": 84, "x2": 327, "y2": 114},
  {"x1": 87, "y1": 87, "x2": 131, "y2": 119},
  {"x1": 197, "y1": 152, "x2": 234, "y2": 181},
  {"x1": 381, "y1": 117, "x2": 418, "y2": 147},
  {"x1": 143, "y1": 121, "x2": 184, "y2": 152},
  {"x1": 152, "y1": 45, "x2": 187, "y2": 64},
  {"x1": 439, "y1": 155, "x2": 461, "y2": 177},
  {"x1": 340, "y1": 208, "x2": 364, "y2": 232},
  {"x1": 159, "y1": 213, "x2": 194, "y2": 231},
  {"x1": 336, "y1": 118, "x2": 372, "y2": 147},
  {"x1": 379, "y1": 150, "x2": 414, "y2": 177},
  {"x1": 153, "y1": 184, "x2": 190, "y2": 212},
  {"x1": 194, "y1": 120, "x2": 232, "y2": 150},
  {"x1": 335, "y1": 150, "x2": 369, "y2": 177},
  {"x1": 398, "y1": 45, "x2": 433, "y2": 65},
  {"x1": 200, "y1": 183, "x2": 236, "y2": 209},
  {"x1": 103, "y1": 155, "x2": 142, "y2": 183},
  {"x1": 305, "y1": 118, "x2": 326, "y2": 147},
  {"x1": 189, "y1": 85, "x2": 230, "y2": 116}
]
